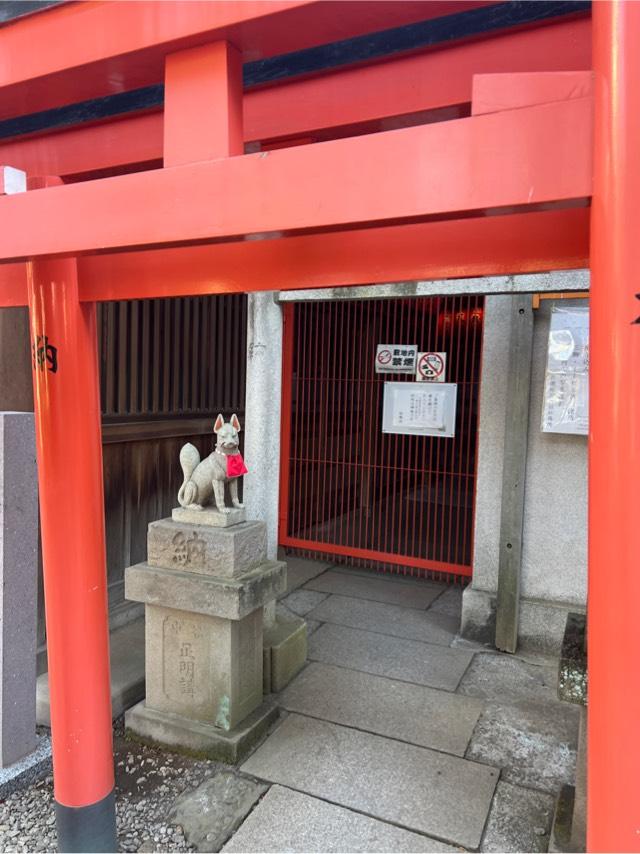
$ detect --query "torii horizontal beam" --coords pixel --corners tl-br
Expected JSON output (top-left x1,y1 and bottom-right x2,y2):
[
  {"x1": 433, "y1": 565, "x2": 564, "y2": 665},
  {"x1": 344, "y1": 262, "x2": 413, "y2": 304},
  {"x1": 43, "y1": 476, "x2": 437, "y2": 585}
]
[
  {"x1": 0, "y1": 0, "x2": 483, "y2": 120},
  {"x1": 0, "y1": 96, "x2": 592, "y2": 262},
  {"x1": 0, "y1": 207, "x2": 590, "y2": 307},
  {"x1": 0, "y1": 15, "x2": 590, "y2": 178}
]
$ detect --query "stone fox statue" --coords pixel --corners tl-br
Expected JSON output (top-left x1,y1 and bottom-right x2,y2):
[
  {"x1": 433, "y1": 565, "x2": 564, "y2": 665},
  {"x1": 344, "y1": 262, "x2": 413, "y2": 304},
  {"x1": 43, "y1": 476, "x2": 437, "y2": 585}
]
[{"x1": 177, "y1": 414, "x2": 248, "y2": 514}]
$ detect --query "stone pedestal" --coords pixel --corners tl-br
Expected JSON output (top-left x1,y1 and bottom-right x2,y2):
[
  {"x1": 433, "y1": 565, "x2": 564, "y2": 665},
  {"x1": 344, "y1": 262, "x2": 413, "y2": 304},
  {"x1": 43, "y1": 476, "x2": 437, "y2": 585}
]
[{"x1": 124, "y1": 509, "x2": 286, "y2": 762}]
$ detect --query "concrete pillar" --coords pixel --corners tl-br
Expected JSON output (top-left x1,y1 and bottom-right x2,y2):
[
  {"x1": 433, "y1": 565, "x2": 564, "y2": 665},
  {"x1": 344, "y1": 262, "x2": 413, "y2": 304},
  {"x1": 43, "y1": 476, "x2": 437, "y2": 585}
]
[
  {"x1": 0, "y1": 412, "x2": 38, "y2": 766},
  {"x1": 243, "y1": 292, "x2": 283, "y2": 563},
  {"x1": 0, "y1": 308, "x2": 33, "y2": 412}
]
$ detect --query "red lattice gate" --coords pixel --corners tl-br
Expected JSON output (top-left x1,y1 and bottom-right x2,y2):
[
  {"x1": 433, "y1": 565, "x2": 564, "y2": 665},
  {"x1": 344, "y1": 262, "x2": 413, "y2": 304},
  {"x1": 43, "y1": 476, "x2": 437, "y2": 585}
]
[{"x1": 279, "y1": 296, "x2": 484, "y2": 581}]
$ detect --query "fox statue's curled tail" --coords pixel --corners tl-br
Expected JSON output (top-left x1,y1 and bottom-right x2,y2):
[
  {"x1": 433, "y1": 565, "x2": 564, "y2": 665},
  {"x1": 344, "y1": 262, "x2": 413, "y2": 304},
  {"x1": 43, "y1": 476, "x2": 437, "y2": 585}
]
[{"x1": 177, "y1": 443, "x2": 201, "y2": 508}]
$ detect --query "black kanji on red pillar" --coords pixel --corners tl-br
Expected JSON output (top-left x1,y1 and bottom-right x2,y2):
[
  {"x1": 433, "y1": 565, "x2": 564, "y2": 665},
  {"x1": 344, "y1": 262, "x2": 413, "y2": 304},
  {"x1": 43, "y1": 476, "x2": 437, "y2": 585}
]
[{"x1": 634, "y1": 293, "x2": 640, "y2": 325}]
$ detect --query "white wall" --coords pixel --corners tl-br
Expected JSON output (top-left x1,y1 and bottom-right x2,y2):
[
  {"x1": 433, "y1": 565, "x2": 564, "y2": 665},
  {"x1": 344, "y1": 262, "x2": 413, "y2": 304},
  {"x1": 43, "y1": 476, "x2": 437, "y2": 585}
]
[{"x1": 462, "y1": 292, "x2": 588, "y2": 652}]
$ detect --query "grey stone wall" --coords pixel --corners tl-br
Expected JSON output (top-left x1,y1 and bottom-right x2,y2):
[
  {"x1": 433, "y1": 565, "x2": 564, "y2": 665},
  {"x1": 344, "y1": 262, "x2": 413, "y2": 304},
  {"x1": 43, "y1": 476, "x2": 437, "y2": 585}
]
[{"x1": 462, "y1": 293, "x2": 587, "y2": 653}]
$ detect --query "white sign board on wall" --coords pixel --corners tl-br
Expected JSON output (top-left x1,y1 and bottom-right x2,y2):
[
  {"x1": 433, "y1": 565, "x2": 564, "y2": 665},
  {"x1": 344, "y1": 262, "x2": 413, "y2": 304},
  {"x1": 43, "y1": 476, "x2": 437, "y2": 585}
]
[
  {"x1": 382, "y1": 382, "x2": 458, "y2": 437},
  {"x1": 375, "y1": 344, "x2": 418, "y2": 374},
  {"x1": 541, "y1": 306, "x2": 589, "y2": 436}
]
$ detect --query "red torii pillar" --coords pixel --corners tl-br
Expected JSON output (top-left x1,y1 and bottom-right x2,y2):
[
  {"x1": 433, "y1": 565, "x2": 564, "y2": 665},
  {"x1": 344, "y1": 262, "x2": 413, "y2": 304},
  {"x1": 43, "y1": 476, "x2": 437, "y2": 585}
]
[
  {"x1": 25, "y1": 41, "x2": 243, "y2": 852},
  {"x1": 589, "y1": 1, "x2": 640, "y2": 850}
]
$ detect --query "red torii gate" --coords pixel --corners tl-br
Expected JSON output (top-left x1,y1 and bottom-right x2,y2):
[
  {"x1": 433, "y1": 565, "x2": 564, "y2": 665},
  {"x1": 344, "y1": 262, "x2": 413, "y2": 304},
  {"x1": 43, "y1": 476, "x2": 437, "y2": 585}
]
[{"x1": 0, "y1": 1, "x2": 636, "y2": 851}]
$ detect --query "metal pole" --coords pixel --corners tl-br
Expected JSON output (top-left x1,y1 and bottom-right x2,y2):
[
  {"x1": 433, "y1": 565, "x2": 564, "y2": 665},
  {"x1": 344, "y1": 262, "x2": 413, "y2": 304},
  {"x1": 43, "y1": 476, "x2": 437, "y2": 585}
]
[
  {"x1": 589, "y1": 2, "x2": 640, "y2": 850},
  {"x1": 26, "y1": 256, "x2": 116, "y2": 852}
]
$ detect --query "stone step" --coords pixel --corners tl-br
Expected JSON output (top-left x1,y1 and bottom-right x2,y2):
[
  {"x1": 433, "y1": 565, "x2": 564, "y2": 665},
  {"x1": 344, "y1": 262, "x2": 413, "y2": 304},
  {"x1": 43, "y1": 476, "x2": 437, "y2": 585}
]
[
  {"x1": 307, "y1": 594, "x2": 459, "y2": 646},
  {"x1": 280, "y1": 662, "x2": 483, "y2": 756},
  {"x1": 222, "y1": 785, "x2": 459, "y2": 853},
  {"x1": 241, "y1": 714, "x2": 498, "y2": 850},
  {"x1": 37, "y1": 617, "x2": 145, "y2": 726},
  {"x1": 308, "y1": 623, "x2": 473, "y2": 691},
  {"x1": 305, "y1": 570, "x2": 442, "y2": 609}
]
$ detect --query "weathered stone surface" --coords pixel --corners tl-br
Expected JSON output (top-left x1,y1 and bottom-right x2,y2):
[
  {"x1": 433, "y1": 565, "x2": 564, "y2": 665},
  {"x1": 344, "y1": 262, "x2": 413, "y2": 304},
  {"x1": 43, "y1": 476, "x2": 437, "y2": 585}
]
[
  {"x1": 0, "y1": 735, "x2": 51, "y2": 799},
  {"x1": 557, "y1": 613, "x2": 587, "y2": 706},
  {"x1": 481, "y1": 781, "x2": 554, "y2": 853},
  {"x1": 0, "y1": 413, "x2": 38, "y2": 767},
  {"x1": 429, "y1": 585, "x2": 463, "y2": 618},
  {"x1": 263, "y1": 615, "x2": 307, "y2": 694},
  {"x1": 309, "y1": 623, "x2": 473, "y2": 691},
  {"x1": 307, "y1": 594, "x2": 458, "y2": 646},
  {"x1": 172, "y1": 506, "x2": 246, "y2": 528},
  {"x1": 458, "y1": 651, "x2": 559, "y2": 705},
  {"x1": 241, "y1": 714, "x2": 498, "y2": 849},
  {"x1": 125, "y1": 560, "x2": 286, "y2": 620},
  {"x1": 222, "y1": 786, "x2": 459, "y2": 853},
  {"x1": 145, "y1": 606, "x2": 263, "y2": 730},
  {"x1": 243, "y1": 292, "x2": 284, "y2": 563},
  {"x1": 466, "y1": 700, "x2": 579, "y2": 793},
  {"x1": 284, "y1": 557, "x2": 332, "y2": 593},
  {"x1": 37, "y1": 618, "x2": 145, "y2": 726},
  {"x1": 148, "y1": 519, "x2": 267, "y2": 578},
  {"x1": 168, "y1": 771, "x2": 267, "y2": 852},
  {"x1": 125, "y1": 696, "x2": 278, "y2": 764},
  {"x1": 281, "y1": 662, "x2": 483, "y2": 756},
  {"x1": 305, "y1": 571, "x2": 441, "y2": 609},
  {"x1": 280, "y1": 588, "x2": 328, "y2": 616}
]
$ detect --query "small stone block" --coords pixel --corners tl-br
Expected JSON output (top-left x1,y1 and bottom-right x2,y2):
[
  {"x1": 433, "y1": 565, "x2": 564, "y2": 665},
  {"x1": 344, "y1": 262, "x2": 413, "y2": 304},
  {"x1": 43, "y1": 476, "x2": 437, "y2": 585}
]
[
  {"x1": 169, "y1": 771, "x2": 267, "y2": 852},
  {"x1": 125, "y1": 560, "x2": 287, "y2": 620},
  {"x1": 172, "y1": 506, "x2": 246, "y2": 527},
  {"x1": 264, "y1": 616, "x2": 307, "y2": 693},
  {"x1": 125, "y1": 696, "x2": 279, "y2": 764},
  {"x1": 148, "y1": 518, "x2": 267, "y2": 578}
]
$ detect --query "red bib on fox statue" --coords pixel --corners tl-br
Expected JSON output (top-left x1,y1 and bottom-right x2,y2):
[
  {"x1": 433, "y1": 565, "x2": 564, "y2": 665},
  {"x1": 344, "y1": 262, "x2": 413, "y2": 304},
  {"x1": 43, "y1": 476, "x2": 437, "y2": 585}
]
[{"x1": 226, "y1": 453, "x2": 248, "y2": 478}]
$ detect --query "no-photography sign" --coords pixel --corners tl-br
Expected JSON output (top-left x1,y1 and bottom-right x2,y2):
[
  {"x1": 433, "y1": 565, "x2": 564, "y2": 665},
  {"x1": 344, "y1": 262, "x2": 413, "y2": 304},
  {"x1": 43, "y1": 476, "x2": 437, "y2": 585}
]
[{"x1": 416, "y1": 352, "x2": 447, "y2": 383}]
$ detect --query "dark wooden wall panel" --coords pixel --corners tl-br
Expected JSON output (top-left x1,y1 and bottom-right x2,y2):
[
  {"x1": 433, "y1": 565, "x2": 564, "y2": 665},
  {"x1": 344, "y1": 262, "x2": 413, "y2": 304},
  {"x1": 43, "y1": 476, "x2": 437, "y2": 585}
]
[{"x1": 38, "y1": 294, "x2": 247, "y2": 668}]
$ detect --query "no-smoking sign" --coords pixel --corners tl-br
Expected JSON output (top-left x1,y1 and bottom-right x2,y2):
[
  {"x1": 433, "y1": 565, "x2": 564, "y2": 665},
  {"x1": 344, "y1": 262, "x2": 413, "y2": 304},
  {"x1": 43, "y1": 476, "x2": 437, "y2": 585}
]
[{"x1": 416, "y1": 352, "x2": 447, "y2": 383}]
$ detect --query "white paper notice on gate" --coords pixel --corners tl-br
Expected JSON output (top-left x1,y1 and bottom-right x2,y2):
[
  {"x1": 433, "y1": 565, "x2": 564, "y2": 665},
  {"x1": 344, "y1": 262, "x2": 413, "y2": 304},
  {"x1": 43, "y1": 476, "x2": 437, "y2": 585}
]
[
  {"x1": 382, "y1": 383, "x2": 457, "y2": 437},
  {"x1": 541, "y1": 306, "x2": 589, "y2": 436}
]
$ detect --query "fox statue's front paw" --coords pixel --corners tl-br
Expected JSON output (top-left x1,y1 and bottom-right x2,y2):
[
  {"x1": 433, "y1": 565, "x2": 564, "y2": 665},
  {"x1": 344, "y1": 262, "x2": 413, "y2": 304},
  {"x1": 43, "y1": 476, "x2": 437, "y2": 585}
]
[
  {"x1": 232, "y1": 501, "x2": 245, "y2": 509},
  {"x1": 220, "y1": 506, "x2": 232, "y2": 514}
]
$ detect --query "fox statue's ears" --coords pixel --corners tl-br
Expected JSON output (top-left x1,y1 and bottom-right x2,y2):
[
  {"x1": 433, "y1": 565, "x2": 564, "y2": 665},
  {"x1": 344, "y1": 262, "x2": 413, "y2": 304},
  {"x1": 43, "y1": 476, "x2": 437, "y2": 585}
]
[{"x1": 214, "y1": 413, "x2": 242, "y2": 433}]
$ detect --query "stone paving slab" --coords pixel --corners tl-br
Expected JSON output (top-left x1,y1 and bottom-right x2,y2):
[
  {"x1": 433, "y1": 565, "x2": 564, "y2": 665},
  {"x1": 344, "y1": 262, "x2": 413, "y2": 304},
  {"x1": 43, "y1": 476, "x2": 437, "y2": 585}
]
[
  {"x1": 466, "y1": 700, "x2": 580, "y2": 794},
  {"x1": 429, "y1": 586, "x2": 464, "y2": 618},
  {"x1": 281, "y1": 589, "x2": 330, "y2": 616},
  {"x1": 457, "y1": 651, "x2": 559, "y2": 705},
  {"x1": 307, "y1": 594, "x2": 459, "y2": 646},
  {"x1": 283, "y1": 558, "x2": 333, "y2": 594},
  {"x1": 309, "y1": 623, "x2": 474, "y2": 691},
  {"x1": 305, "y1": 570, "x2": 443, "y2": 609},
  {"x1": 481, "y1": 781, "x2": 555, "y2": 853},
  {"x1": 241, "y1": 714, "x2": 498, "y2": 850},
  {"x1": 280, "y1": 662, "x2": 483, "y2": 756},
  {"x1": 222, "y1": 786, "x2": 460, "y2": 853}
]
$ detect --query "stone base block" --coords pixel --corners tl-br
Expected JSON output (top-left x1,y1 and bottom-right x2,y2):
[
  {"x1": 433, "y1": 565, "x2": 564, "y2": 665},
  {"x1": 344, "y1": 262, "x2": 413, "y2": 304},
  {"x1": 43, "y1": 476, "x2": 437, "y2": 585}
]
[
  {"x1": 263, "y1": 616, "x2": 307, "y2": 694},
  {"x1": 145, "y1": 605, "x2": 263, "y2": 731},
  {"x1": 148, "y1": 518, "x2": 267, "y2": 578},
  {"x1": 461, "y1": 587, "x2": 583, "y2": 656},
  {"x1": 126, "y1": 559, "x2": 287, "y2": 620},
  {"x1": 125, "y1": 697, "x2": 279, "y2": 764},
  {"x1": 548, "y1": 784, "x2": 576, "y2": 853},
  {"x1": 172, "y1": 506, "x2": 246, "y2": 528}
]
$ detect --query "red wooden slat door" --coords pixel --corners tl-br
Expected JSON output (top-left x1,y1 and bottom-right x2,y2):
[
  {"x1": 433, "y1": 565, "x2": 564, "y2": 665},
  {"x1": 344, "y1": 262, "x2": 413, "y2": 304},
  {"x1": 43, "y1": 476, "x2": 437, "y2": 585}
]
[{"x1": 279, "y1": 296, "x2": 484, "y2": 581}]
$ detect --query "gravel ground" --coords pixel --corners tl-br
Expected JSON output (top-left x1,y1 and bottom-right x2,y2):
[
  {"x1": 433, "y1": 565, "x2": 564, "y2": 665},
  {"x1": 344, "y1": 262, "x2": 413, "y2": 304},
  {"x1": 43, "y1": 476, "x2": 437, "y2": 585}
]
[{"x1": 0, "y1": 721, "x2": 225, "y2": 853}]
